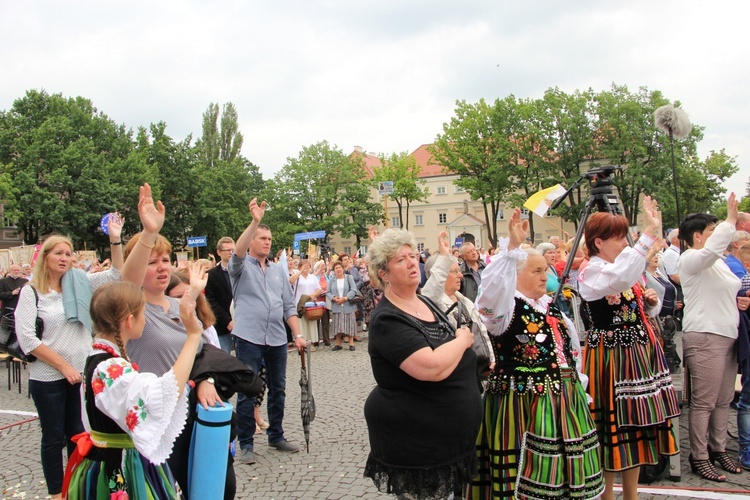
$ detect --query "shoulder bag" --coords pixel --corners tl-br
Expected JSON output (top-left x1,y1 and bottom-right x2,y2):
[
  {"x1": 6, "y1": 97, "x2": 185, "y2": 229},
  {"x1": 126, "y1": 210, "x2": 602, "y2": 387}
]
[
  {"x1": 447, "y1": 300, "x2": 491, "y2": 374},
  {"x1": 347, "y1": 275, "x2": 365, "y2": 304}
]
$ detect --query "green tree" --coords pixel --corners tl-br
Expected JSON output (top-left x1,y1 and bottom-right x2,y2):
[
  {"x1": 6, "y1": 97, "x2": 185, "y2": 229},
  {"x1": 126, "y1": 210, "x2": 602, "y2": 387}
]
[
  {"x1": 372, "y1": 151, "x2": 428, "y2": 230},
  {"x1": 191, "y1": 102, "x2": 263, "y2": 255},
  {"x1": 136, "y1": 122, "x2": 199, "y2": 250},
  {"x1": 267, "y1": 141, "x2": 371, "y2": 252},
  {"x1": 0, "y1": 89, "x2": 145, "y2": 249},
  {"x1": 196, "y1": 102, "x2": 244, "y2": 167},
  {"x1": 540, "y1": 88, "x2": 598, "y2": 227},
  {"x1": 339, "y1": 155, "x2": 383, "y2": 249},
  {"x1": 431, "y1": 97, "x2": 520, "y2": 244}
]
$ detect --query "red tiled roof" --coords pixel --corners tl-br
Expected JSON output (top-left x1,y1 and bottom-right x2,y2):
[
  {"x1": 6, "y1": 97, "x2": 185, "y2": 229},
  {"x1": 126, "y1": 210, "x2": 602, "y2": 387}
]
[
  {"x1": 349, "y1": 149, "x2": 382, "y2": 178},
  {"x1": 410, "y1": 144, "x2": 451, "y2": 178},
  {"x1": 349, "y1": 144, "x2": 454, "y2": 179}
]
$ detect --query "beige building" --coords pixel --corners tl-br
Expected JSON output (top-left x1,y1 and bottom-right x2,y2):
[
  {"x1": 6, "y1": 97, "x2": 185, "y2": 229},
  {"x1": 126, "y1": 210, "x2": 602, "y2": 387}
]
[{"x1": 329, "y1": 145, "x2": 579, "y2": 256}]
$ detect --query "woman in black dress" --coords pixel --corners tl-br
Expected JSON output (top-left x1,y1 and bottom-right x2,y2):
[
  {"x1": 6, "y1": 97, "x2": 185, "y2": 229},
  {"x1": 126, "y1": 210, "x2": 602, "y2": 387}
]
[{"x1": 363, "y1": 226, "x2": 482, "y2": 499}]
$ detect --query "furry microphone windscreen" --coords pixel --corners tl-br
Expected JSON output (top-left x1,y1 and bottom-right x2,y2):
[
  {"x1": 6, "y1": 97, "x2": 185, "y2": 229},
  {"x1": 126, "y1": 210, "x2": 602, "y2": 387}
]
[{"x1": 654, "y1": 104, "x2": 692, "y2": 140}]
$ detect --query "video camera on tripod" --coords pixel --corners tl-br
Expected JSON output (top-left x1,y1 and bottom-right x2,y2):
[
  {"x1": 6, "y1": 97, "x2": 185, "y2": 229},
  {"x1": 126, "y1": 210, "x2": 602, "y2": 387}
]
[{"x1": 551, "y1": 165, "x2": 625, "y2": 305}]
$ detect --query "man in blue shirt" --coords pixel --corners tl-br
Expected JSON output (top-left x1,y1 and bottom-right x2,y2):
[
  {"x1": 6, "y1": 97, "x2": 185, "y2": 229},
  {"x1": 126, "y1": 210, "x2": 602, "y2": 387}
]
[{"x1": 230, "y1": 198, "x2": 307, "y2": 465}]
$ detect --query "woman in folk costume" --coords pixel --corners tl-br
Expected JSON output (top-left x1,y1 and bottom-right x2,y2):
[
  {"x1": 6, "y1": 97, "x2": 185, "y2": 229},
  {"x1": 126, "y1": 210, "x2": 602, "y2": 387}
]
[
  {"x1": 63, "y1": 264, "x2": 206, "y2": 499},
  {"x1": 470, "y1": 208, "x2": 604, "y2": 500},
  {"x1": 578, "y1": 196, "x2": 679, "y2": 500}
]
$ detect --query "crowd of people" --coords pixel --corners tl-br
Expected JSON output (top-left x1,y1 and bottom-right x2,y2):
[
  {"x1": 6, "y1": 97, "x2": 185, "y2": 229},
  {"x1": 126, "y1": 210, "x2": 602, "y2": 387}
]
[{"x1": 7, "y1": 183, "x2": 750, "y2": 499}]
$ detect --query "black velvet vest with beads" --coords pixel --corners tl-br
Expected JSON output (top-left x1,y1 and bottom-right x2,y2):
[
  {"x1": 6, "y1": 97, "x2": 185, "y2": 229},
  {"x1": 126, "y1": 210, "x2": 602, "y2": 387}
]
[
  {"x1": 584, "y1": 285, "x2": 650, "y2": 349},
  {"x1": 486, "y1": 297, "x2": 577, "y2": 396}
]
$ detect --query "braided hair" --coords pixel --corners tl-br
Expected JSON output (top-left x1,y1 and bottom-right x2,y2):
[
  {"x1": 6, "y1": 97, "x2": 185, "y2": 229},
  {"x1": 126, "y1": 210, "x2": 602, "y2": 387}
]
[{"x1": 90, "y1": 282, "x2": 145, "y2": 361}]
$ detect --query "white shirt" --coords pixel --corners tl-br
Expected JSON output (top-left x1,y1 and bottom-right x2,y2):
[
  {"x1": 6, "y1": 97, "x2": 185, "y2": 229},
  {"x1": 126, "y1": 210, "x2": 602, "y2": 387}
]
[
  {"x1": 662, "y1": 244, "x2": 681, "y2": 277},
  {"x1": 292, "y1": 273, "x2": 320, "y2": 304},
  {"x1": 679, "y1": 221, "x2": 741, "y2": 338}
]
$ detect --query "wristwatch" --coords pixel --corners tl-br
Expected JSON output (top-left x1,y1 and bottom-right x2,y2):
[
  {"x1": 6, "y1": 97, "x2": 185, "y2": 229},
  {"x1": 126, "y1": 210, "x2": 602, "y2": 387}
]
[
  {"x1": 295, "y1": 334, "x2": 304, "y2": 340},
  {"x1": 206, "y1": 377, "x2": 215, "y2": 385}
]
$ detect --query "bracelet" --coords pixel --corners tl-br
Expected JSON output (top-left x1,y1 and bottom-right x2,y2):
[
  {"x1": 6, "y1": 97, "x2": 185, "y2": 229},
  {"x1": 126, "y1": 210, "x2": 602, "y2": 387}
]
[
  {"x1": 295, "y1": 334, "x2": 304, "y2": 339},
  {"x1": 138, "y1": 238, "x2": 155, "y2": 249},
  {"x1": 110, "y1": 241, "x2": 122, "y2": 246}
]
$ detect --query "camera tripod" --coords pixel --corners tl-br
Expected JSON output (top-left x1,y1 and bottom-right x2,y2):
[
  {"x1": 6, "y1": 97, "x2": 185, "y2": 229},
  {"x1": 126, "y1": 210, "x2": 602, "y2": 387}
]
[{"x1": 550, "y1": 165, "x2": 625, "y2": 306}]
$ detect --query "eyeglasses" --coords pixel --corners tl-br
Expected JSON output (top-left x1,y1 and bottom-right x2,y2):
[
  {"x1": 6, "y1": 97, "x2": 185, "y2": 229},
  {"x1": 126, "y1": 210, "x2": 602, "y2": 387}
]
[{"x1": 218, "y1": 248, "x2": 234, "y2": 253}]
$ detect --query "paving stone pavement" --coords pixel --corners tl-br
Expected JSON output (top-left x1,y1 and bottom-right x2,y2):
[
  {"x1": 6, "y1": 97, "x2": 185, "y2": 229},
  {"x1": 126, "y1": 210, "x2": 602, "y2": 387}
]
[{"x1": 3, "y1": 340, "x2": 750, "y2": 499}]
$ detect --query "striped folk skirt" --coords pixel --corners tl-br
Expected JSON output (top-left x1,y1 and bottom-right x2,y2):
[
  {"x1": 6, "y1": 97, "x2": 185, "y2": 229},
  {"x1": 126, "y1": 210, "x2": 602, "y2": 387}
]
[
  {"x1": 66, "y1": 449, "x2": 181, "y2": 499},
  {"x1": 584, "y1": 337, "x2": 680, "y2": 471},
  {"x1": 469, "y1": 370, "x2": 604, "y2": 500}
]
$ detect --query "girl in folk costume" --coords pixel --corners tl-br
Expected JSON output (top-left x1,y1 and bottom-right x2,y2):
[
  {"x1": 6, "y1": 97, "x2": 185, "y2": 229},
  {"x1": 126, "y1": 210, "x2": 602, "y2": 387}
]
[
  {"x1": 579, "y1": 196, "x2": 680, "y2": 500},
  {"x1": 63, "y1": 263, "x2": 206, "y2": 499},
  {"x1": 470, "y1": 208, "x2": 604, "y2": 500}
]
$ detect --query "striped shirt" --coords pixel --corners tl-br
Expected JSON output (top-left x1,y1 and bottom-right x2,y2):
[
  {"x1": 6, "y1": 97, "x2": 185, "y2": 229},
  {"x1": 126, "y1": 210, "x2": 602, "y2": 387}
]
[{"x1": 228, "y1": 253, "x2": 296, "y2": 347}]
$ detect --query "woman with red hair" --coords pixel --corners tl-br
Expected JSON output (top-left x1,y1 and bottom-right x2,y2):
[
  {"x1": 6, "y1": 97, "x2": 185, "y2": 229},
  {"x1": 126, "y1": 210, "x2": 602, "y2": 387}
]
[{"x1": 579, "y1": 196, "x2": 680, "y2": 500}]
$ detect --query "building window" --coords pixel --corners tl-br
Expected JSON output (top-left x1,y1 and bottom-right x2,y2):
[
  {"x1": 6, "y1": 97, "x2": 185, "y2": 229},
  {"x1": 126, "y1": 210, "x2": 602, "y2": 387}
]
[
  {"x1": 3, "y1": 217, "x2": 16, "y2": 227},
  {"x1": 344, "y1": 246, "x2": 351, "y2": 255},
  {"x1": 520, "y1": 208, "x2": 530, "y2": 220},
  {"x1": 415, "y1": 215, "x2": 424, "y2": 226},
  {"x1": 417, "y1": 243, "x2": 425, "y2": 252},
  {"x1": 437, "y1": 186, "x2": 447, "y2": 195},
  {"x1": 391, "y1": 216, "x2": 401, "y2": 228},
  {"x1": 496, "y1": 209, "x2": 504, "y2": 220},
  {"x1": 454, "y1": 185, "x2": 465, "y2": 194},
  {"x1": 438, "y1": 213, "x2": 447, "y2": 224}
]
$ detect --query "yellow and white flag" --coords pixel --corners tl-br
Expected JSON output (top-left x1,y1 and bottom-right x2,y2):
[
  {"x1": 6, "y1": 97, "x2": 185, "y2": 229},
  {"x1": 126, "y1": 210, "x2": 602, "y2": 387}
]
[{"x1": 523, "y1": 184, "x2": 567, "y2": 218}]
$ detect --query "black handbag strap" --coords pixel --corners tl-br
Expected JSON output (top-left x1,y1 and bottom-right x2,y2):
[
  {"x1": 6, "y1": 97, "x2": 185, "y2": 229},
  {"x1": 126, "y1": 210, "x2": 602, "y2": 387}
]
[{"x1": 29, "y1": 285, "x2": 43, "y2": 340}]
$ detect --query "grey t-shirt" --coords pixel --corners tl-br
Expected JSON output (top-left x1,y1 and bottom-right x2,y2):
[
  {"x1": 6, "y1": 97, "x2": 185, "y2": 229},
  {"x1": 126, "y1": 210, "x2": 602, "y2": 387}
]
[{"x1": 128, "y1": 296, "x2": 203, "y2": 376}]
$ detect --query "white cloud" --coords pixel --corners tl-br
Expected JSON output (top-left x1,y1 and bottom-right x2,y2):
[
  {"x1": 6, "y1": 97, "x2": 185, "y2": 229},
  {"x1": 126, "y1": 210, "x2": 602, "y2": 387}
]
[{"x1": 2, "y1": 0, "x2": 749, "y2": 195}]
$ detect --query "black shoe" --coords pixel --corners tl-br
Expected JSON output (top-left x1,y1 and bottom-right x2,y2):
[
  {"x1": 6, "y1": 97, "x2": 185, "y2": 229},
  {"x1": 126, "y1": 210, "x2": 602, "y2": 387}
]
[
  {"x1": 689, "y1": 454, "x2": 726, "y2": 482},
  {"x1": 331, "y1": 345, "x2": 342, "y2": 351},
  {"x1": 709, "y1": 450, "x2": 743, "y2": 474}
]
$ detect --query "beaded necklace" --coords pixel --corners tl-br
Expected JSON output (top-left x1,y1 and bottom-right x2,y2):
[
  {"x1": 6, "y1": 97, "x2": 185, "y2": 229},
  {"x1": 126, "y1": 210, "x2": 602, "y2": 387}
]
[{"x1": 92, "y1": 342, "x2": 139, "y2": 371}]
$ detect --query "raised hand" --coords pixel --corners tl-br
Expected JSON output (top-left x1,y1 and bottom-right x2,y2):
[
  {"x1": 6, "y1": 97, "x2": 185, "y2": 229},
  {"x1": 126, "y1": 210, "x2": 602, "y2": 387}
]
[
  {"x1": 249, "y1": 198, "x2": 267, "y2": 223},
  {"x1": 187, "y1": 261, "x2": 208, "y2": 300},
  {"x1": 108, "y1": 212, "x2": 124, "y2": 241},
  {"x1": 368, "y1": 225, "x2": 379, "y2": 241},
  {"x1": 642, "y1": 196, "x2": 661, "y2": 238},
  {"x1": 508, "y1": 208, "x2": 529, "y2": 250},
  {"x1": 727, "y1": 192, "x2": 739, "y2": 225},
  {"x1": 437, "y1": 230, "x2": 451, "y2": 256},
  {"x1": 178, "y1": 290, "x2": 202, "y2": 335},
  {"x1": 138, "y1": 183, "x2": 165, "y2": 234}
]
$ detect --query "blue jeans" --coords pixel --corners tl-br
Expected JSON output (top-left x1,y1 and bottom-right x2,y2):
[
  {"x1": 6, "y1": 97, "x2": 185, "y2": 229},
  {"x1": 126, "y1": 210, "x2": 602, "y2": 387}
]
[
  {"x1": 739, "y1": 363, "x2": 750, "y2": 452},
  {"x1": 29, "y1": 379, "x2": 84, "y2": 495},
  {"x1": 219, "y1": 333, "x2": 234, "y2": 353},
  {"x1": 235, "y1": 339, "x2": 288, "y2": 450}
]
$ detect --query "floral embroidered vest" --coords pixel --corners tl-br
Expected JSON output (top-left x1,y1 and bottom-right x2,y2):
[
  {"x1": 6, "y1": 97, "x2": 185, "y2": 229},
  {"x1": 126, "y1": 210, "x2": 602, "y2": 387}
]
[
  {"x1": 584, "y1": 283, "x2": 650, "y2": 349},
  {"x1": 486, "y1": 297, "x2": 577, "y2": 396}
]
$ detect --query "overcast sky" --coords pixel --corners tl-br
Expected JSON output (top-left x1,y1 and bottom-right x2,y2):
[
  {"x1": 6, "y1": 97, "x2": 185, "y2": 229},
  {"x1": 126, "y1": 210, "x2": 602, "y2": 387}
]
[{"x1": 3, "y1": 1, "x2": 749, "y2": 198}]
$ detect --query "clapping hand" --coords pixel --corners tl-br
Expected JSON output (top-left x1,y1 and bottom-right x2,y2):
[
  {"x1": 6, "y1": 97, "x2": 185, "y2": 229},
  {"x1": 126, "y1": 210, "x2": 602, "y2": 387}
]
[
  {"x1": 138, "y1": 183, "x2": 165, "y2": 234},
  {"x1": 249, "y1": 198, "x2": 266, "y2": 223},
  {"x1": 508, "y1": 208, "x2": 529, "y2": 250}
]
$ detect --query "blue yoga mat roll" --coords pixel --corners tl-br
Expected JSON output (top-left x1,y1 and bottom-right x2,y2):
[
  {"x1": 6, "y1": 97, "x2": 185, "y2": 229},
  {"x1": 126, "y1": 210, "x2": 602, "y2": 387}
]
[{"x1": 188, "y1": 402, "x2": 233, "y2": 499}]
